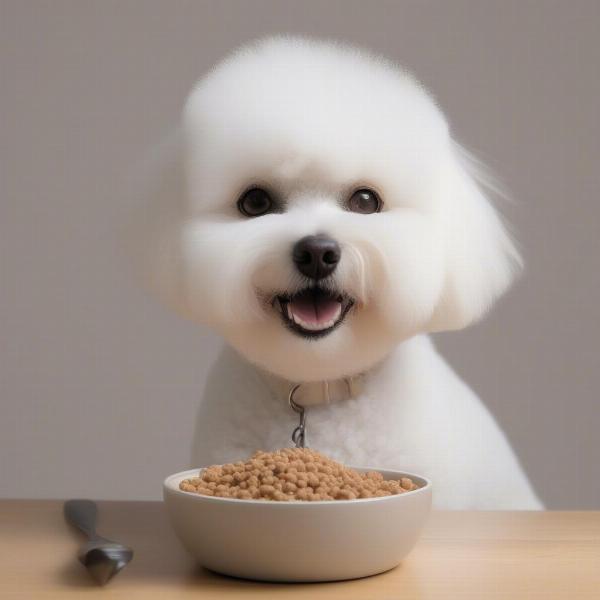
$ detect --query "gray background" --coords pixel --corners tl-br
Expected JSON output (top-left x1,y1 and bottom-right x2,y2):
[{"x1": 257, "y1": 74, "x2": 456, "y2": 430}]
[{"x1": 2, "y1": 0, "x2": 598, "y2": 508}]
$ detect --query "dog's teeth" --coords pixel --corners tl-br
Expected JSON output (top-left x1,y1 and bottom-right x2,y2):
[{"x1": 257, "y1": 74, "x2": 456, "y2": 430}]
[
  {"x1": 290, "y1": 314, "x2": 337, "y2": 332},
  {"x1": 280, "y1": 293, "x2": 344, "y2": 333},
  {"x1": 332, "y1": 303, "x2": 342, "y2": 321}
]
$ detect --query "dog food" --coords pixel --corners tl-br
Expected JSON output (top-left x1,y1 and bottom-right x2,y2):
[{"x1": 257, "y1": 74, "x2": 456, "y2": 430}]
[{"x1": 179, "y1": 447, "x2": 419, "y2": 501}]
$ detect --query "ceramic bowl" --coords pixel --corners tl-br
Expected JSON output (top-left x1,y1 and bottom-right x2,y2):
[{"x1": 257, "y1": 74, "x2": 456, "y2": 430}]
[{"x1": 163, "y1": 466, "x2": 432, "y2": 582}]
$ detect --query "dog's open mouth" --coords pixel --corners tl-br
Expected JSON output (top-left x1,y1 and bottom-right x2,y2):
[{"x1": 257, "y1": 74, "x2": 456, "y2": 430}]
[{"x1": 274, "y1": 288, "x2": 354, "y2": 338}]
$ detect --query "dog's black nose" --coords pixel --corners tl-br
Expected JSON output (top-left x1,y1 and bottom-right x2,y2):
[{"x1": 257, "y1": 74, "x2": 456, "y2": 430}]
[{"x1": 292, "y1": 235, "x2": 341, "y2": 280}]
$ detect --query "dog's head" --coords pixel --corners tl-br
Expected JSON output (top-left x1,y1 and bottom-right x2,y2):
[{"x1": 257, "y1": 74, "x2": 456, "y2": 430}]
[{"x1": 139, "y1": 36, "x2": 521, "y2": 382}]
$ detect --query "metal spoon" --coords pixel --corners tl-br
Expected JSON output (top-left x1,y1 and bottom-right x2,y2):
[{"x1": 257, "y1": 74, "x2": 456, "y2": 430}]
[{"x1": 64, "y1": 499, "x2": 133, "y2": 585}]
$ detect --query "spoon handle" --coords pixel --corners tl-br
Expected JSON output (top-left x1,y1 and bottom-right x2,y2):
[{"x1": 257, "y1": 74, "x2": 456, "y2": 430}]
[{"x1": 64, "y1": 499, "x2": 98, "y2": 539}]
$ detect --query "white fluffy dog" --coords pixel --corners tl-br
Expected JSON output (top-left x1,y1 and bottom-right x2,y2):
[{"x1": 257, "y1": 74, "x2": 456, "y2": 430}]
[{"x1": 138, "y1": 36, "x2": 542, "y2": 509}]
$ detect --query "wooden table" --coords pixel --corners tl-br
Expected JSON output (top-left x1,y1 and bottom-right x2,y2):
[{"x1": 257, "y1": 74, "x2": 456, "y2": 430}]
[{"x1": 1, "y1": 501, "x2": 598, "y2": 598}]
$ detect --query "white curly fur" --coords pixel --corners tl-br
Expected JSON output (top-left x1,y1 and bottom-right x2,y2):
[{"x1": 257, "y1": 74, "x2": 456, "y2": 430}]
[{"x1": 136, "y1": 36, "x2": 542, "y2": 509}]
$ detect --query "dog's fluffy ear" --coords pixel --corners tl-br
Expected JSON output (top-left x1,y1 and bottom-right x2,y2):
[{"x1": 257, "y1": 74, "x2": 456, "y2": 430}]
[
  {"x1": 123, "y1": 132, "x2": 190, "y2": 318},
  {"x1": 428, "y1": 143, "x2": 523, "y2": 331}
]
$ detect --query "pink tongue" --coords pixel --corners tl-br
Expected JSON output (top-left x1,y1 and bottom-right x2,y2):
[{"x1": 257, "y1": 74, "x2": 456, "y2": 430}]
[{"x1": 289, "y1": 295, "x2": 341, "y2": 325}]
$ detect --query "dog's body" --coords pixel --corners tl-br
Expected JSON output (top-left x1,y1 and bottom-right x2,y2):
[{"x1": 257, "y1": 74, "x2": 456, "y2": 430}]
[
  {"x1": 192, "y1": 337, "x2": 541, "y2": 509},
  {"x1": 138, "y1": 36, "x2": 543, "y2": 509}
]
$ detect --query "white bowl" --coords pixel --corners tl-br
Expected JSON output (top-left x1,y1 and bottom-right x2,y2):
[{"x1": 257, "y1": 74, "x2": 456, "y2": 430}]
[{"x1": 163, "y1": 466, "x2": 432, "y2": 582}]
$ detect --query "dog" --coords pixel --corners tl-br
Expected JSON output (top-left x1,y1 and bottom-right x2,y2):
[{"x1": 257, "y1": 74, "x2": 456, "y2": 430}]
[{"x1": 137, "y1": 36, "x2": 543, "y2": 509}]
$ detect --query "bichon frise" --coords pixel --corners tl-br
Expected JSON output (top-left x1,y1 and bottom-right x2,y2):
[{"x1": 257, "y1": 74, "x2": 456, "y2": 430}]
[{"x1": 138, "y1": 36, "x2": 542, "y2": 509}]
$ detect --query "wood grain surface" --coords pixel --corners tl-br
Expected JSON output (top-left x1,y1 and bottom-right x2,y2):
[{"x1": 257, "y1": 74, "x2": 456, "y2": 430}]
[{"x1": 1, "y1": 501, "x2": 598, "y2": 598}]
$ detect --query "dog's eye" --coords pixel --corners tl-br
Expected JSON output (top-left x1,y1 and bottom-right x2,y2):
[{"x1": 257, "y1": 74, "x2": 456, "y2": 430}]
[
  {"x1": 237, "y1": 187, "x2": 273, "y2": 217},
  {"x1": 346, "y1": 188, "x2": 382, "y2": 214}
]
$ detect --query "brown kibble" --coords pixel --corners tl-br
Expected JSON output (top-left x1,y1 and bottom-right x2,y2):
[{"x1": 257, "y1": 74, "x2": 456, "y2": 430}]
[
  {"x1": 307, "y1": 475, "x2": 320, "y2": 488},
  {"x1": 179, "y1": 448, "x2": 419, "y2": 501},
  {"x1": 296, "y1": 488, "x2": 310, "y2": 500},
  {"x1": 336, "y1": 489, "x2": 357, "y2": 500}
]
